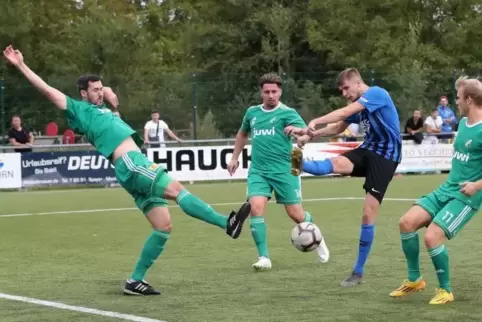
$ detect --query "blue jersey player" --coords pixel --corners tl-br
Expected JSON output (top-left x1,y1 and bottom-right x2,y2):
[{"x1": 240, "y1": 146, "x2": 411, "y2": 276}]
[{"x1": 286, "y1": 68, "x2": 401, "y2": 287}]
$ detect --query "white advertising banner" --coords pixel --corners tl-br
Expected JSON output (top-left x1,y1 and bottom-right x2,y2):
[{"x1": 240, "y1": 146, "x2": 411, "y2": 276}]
[
  {"x1": 396, "y1": 142, "x2": 453, "y2": 173},
  {"x1": 147, "y1": 142, "x2": 453, "y2": 182},
  {"x1": 0, "y1": 153, "x2": 22, "y2": 189},
  {"x1": 147, "y1": 145, "x2": 253, "y2": 181},
  {"x1": 302, "y1": 142, "x2": 453, "y2": 174}
]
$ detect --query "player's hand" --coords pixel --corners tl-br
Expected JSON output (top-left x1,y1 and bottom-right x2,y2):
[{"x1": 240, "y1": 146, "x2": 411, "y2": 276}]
[
  {"x1": 227, "y1": 159, "x2": 239, "y2": 176},
  {"x1": 296, "y1": 134, "x2": 311, "y2": 148},
  {"x1": 3, "y1": 45, "x2": 24, "y2": 67},
  {"x1": 103, "y1": 87, "x2": 119, "y2": 109},
  {"x1": 307, "y1": 120, "x2": 317, "y2": 131},
  {"x1": 460, "y1": 182, "x2": 479, "y2": 197},
  {"x1": 284, "y1": 126, "x2": 307, "y2": 136}
]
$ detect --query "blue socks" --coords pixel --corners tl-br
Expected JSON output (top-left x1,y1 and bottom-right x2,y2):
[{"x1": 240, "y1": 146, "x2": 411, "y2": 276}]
[
  {"x1": 302, "y1": 159, "x2": 334, "y2": 176},
  {"x1": 354, "y1": 224, "x2": 375, "y2": 275}
]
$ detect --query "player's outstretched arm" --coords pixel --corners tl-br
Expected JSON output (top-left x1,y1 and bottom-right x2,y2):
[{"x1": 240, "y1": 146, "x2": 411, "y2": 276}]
[
  {"x1": 313, "y1": 121, "x2": 349, "y2": 137},
  {"x1": 293, "y1": 121, "x2": 349, "y2": 148},
  {"x1": 308, "y1": 102, "x2": 364, "y2": 130},
  {"x1": 3, "y1": 45, "x2": 67, "y2": 110}
]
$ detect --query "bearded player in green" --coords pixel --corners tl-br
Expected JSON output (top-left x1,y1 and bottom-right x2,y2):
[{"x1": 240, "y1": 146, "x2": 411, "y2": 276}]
[
  {"x1": 227, "y1": 73, "x2": 329, "y2": 270},
  {"x1": 3, "y1": 45, "x2": 251, "y2": 295},
  {"x1": 390, "y1": 77, "x2": 482, "y2": 304}
]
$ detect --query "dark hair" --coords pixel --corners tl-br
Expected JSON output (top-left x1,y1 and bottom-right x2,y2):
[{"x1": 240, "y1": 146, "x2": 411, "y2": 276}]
[
  {"x1": 77, "y1": 75, "x2": 102, "y2": 93},
  {"x1": 259, "y1": 73, "x2": 282, "y2": 88},
  {"x1": 432, "y1": 108, "x2": 438, "y2": 112},
  {"x1": 151, "y1": 110, "x2": 160, "y2": 114},
  {"x1": 336, "y1": 68, "x2": 362, "y2": 87},
  {"x1": 11, "y1": 115, "x2": 20, "y2": 119}
]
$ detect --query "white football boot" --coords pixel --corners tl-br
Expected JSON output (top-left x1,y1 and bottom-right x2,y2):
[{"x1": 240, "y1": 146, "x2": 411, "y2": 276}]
[
  {"x1": 316, "y1": 237, "x2": 330, "y2": 263},
  {"x1": 252, "y1": 256, "x2": 272, "y2": 271}
]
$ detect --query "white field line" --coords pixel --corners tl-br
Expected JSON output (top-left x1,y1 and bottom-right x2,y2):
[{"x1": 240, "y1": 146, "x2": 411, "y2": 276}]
[
  {"x1": 0, "y1": 177, "x2": 360, "y2": 195},
  {"x1": 0, "y1": 197, "x2": 415, "y2": 218},
  {"x1": 0, "y1": 292, "x2": 166, "y2": 322},
  {"x1": 0, "y1": 196, "x2": 416, "y2": 320}
]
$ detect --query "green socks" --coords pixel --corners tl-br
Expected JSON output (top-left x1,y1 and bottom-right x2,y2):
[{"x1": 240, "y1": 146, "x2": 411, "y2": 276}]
[
  {"x1": 249, "y1": 211, "x2": 311, "y2": 258},
  {"x1": 401, "y1": 232, "x2": 421, "y2": 282},
  {"x1": 428, "y1": 244, "x2": 451, "y2": 292},
  {"x1": 401, "y1": 232, "x2": 451, "y2": 292},
  {"x1": 176, "y1": 189, "x2": 227, "y2": 229},
  {"x1": 131, "y1": 230, "x2": 169, "y2": 281},
  {"x1": 250, "y1": 216, "x2": 269, "y2": 258}
]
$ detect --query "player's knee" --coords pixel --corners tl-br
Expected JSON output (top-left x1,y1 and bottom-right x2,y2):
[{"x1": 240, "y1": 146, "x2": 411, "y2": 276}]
[
  {"x1": 250, "y1": 204, "x2": 264, "y2": 217},
  {"x1": 249, "y1": 198, "x2": 266, "y2": 217},
  {"x1": 331, "y1": 156, "x2": 353, "y2": 174},
  {"x1": 163, "y1": 180, "x2": 185, "y2": 200},
  {"x1": 399, "y1": 215, "x2": 417, "y2": 232},
  {"x1": 362, "y1": 196, "x2": 379, "y2": 224},
  {"x1": 424, "y1": 224, "x2": 446, "y2": 248},
  {"x1": 146, "y1": 207, "x2": 172, "y2": 232},
  {"x1": 155, "y1": 221, "x2": 173, "y2": 232}
]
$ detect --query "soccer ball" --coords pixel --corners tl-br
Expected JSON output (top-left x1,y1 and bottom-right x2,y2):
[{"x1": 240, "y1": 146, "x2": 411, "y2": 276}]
[{"x1": 291, "y1": 222, "x2": 322, "y2": 252}]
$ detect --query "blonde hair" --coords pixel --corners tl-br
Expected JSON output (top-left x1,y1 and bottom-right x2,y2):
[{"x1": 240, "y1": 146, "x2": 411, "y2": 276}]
[
  {"x1": 455, "y1": 76, "x2": 482, "y2": 106},
  {"x1": 336, "y1": 68, "x2": 363, "y2": 87}
]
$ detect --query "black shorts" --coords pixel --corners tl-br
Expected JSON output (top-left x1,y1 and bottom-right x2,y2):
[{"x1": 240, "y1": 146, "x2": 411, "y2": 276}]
[{"x1": 341, "y1": 147, "x2": 399, "y2": 203}]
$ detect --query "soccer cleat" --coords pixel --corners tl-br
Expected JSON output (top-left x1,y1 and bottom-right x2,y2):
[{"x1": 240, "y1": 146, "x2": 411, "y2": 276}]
[
  {"x1": 123, "y1": 280, "x2": 161, "y2": 296},
  {"x1": 226, "y1": 202, "x2": 251, "y2": 239},
  {"x1": 429, "y1": 288, "x2": 454, "y2": 304},
  {"x1": 291, "y1": 147, "x2": 303, "y2": 176},
  {"x1": 252, "y1": 256, "x2": 272, "y2": 271},
  {"x1": 316, "y1": 238, "x2": 330, "y2": 263},
  {"x1": 389, "y1": 279, "x2": 426, "y2": 297},
  {"x1": 340, "y1": 271, "x2": 363, "y2": 287}
]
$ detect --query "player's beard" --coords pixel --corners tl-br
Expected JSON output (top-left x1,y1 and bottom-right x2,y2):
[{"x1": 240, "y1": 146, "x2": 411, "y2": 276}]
[
  {"x1": 264, "y1": 100, "x2": 278, "y2": 109},
  {"x1": 88, "y1": 95, "x2": 104, "y2": 107}
]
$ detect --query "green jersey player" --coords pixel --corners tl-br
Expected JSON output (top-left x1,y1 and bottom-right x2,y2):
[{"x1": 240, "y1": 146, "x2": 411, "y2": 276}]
[
  {"x1": 3, "y1": 45, "x2": 251, "y2": 296},
  {"x1": 228, "y1": 73, "x2": 329, "y2": 270},
  {"x1": 389, "y1": 77, "x2": 482, "y2": 304}
]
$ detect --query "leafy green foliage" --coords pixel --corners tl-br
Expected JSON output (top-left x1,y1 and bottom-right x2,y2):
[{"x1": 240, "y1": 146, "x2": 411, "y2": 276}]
[{"x1": 0, "y1": 0, "x2": 480, "y2": 137}]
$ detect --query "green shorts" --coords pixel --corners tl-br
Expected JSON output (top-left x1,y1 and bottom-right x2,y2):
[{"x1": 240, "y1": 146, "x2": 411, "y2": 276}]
[
  {"x1": 114, "y1": 151, "x2": 173, "y2": 215},
  {"x1": 415, "y1": 188, "x2": 477, "y2": 240},
  {"x1": 246, "y1": 172, "x2": 301, "y2": 205}
]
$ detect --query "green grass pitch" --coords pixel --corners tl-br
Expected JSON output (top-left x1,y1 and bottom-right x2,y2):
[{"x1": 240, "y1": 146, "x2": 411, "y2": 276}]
[{"x1": 1, "y1": 174, "x2": 482, "y2": 321}]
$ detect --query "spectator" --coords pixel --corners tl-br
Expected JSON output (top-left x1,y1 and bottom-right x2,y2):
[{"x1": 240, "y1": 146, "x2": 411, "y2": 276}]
[
  {"x1": 144, "y1": 110, "x2": 183, "y2": 148},
  {"x1": 404, "y1": 109, "x2": 424, "y2": 144},
  {"x1": 8, "y1": 115, "x2": 34, "y2": 152},
  {"x1": 424, "y1": 109, "x2": 443, "y2": 144},
  {"x1": 343, "y1": 123, "x2": 362, "y2": 142},
  {"x1": 437, "y1": 96, "x2": 457, "y2": 139}
]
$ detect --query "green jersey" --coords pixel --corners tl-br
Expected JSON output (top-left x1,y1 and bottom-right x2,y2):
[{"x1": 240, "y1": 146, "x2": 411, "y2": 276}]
[
  {"x1": 241, "y1": 103, "x2": 306, "y2": 174},
  {"x1": 65, "y1": 97, "x2": 143, "y2": 158},
  {"x1": 439, "y1": 117, "x2": 482, "y2": 209}
]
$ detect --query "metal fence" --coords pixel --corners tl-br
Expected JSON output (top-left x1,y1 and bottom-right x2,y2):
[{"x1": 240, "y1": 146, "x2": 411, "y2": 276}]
[
  {"x1": 1, "y1": 70, "x2": 479, "y2": 141},
  {"x1": 0, "y1": 132, "x2": 457, "y2": 154}
]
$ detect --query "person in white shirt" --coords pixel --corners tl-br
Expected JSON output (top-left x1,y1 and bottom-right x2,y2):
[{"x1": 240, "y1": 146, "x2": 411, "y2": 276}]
[
  {"x1": 144, "y1": 110, "x2": 182, "y2": 147},
  {"x1": 424, "y1": 109, "x2": 443, "y2": 144}
]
